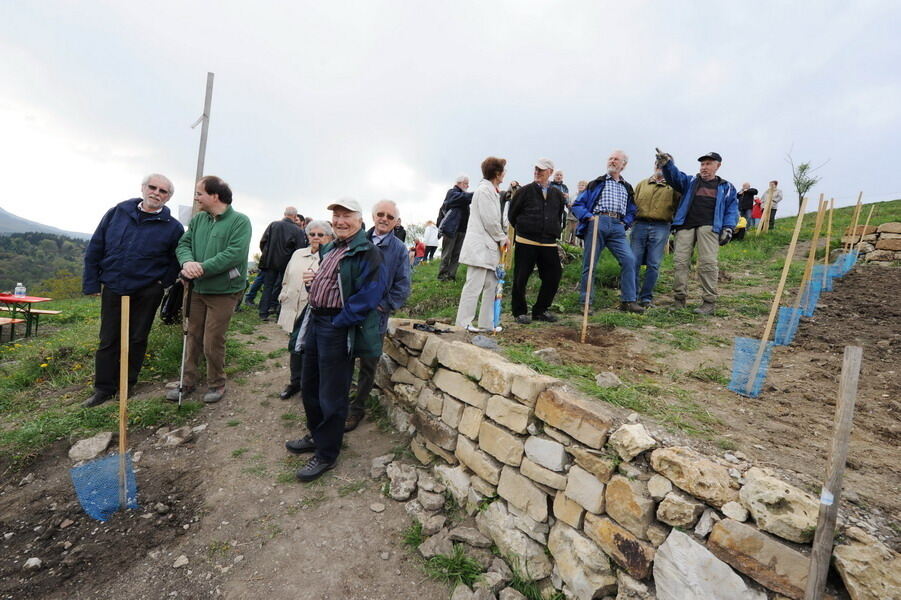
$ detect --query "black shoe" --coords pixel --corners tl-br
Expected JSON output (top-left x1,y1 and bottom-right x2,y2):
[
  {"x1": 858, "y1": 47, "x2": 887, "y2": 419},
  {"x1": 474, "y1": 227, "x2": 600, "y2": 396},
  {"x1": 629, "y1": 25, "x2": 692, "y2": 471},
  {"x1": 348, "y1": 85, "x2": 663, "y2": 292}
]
[
  {"x1": 259, "y1": 315, "x2": 270, "y2": 322},
  {"x1": 83, "y1": 392, "x2": 113, "y2": 408},
  {"x1": 533, "y1": 312, "x2": 557, "y2": 322},
  {"x1": 280, "y1": 384, "x2": 300, "y2": 400},
  {"x1": 344, "y1": 411, "x2": 365, "y2": 432},
  {"x1": 285, "y1": 434, "x2": 316, "y2": 455},
  {"x1": 296, "y1": 455, "x2": 336, "y2": 482},
  {"x1": 515, "y1": 314, "x2": 532, "y2": 325},
  {"x1": 619, "y1": 301, "x2": 646, "y2": 314}
]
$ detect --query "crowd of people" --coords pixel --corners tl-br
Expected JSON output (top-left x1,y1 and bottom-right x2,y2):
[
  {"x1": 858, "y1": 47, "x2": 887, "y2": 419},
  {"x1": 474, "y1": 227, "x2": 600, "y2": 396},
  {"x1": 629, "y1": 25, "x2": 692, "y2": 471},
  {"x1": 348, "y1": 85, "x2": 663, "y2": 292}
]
[{"x1": 80, "y1": 149, "x2": 780, "y2": 481}]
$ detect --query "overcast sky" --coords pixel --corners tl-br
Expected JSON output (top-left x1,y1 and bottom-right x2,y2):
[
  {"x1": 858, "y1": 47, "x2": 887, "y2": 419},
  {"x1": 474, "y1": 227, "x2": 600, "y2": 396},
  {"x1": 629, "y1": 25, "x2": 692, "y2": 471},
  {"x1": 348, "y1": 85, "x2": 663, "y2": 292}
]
[{"x1": 2, "y1": 1, "x2": 899, "y2": 249}]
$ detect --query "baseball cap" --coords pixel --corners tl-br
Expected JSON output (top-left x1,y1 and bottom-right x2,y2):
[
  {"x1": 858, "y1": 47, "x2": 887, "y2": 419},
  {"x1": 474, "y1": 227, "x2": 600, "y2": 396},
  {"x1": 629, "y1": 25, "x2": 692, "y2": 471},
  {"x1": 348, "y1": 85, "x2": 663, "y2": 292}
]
[
  {"x1": 697, "y1": 152, "x2": 722, "y2": 162},
  {"x1": 535, "y1": 158, "x2": 555, "y2": 171},
  {"x1": 327, "y1": 198, "x2": 362, "y2": 213}
]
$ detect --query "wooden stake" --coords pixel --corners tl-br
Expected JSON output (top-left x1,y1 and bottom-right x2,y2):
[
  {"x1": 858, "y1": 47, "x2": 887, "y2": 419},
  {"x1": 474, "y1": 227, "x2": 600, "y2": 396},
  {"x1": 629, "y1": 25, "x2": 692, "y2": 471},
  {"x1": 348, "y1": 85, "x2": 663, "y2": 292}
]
[
  {"x1": 756, "y1": 188, "x2": 774, "y2": 236},
  {"x1": 580, "y1": 216, "x2": 600, "y2": 344},
  {"x1": 744, "y1": 196, "x2": 808, "y2": 394},
  {"x1": 804, "y1": 345, "x2": 862, "y2": 600},
  {"x1": 855, "y1": 204, "x2": 876, "y2": 250},
  {"x1": 118, "y1": 296, "x2": 130, "y2": 508},
  {"x1": 791, "y1": 197, "x2": 826, "y2": 313},
  {"x1": 192, "y1": 72, "x2": 215, "y2": 215},
  {"x1": 821, "y1": 198, "x2": 834, "y2": 288},
  {"x1": 505, "y1": 225, "x2": 515, "y2": 270},
  {"x1": 843, "y1": 192, "x2": 863, "y2": 251}
]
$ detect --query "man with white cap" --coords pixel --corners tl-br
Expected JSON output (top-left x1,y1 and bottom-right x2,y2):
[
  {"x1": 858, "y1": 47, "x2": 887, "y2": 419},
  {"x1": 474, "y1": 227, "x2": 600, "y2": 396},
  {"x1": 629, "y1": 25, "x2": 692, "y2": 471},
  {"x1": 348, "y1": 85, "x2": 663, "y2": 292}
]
[
  {"x1": 508, "y1": 158, "x2": 567, "y2": 324},
  {"x1": 284, "y1": 198, "x2": 387, "y2": 481}
]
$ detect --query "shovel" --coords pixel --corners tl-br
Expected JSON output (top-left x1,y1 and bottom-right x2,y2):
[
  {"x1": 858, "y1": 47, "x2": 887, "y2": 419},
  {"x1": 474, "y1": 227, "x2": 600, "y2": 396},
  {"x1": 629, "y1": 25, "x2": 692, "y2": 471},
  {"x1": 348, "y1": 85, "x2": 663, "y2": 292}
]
[{"x1": 70, "y1": 296, "x2": 138, "y2": 521}]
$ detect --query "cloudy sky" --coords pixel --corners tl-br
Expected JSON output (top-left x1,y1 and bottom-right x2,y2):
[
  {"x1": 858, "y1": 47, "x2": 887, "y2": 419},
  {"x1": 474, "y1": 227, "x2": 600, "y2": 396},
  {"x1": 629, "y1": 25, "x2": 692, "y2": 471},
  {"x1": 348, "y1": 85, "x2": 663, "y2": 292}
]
[{"x1": 2, "y1": 1, "x2": 899, "y2": 248}]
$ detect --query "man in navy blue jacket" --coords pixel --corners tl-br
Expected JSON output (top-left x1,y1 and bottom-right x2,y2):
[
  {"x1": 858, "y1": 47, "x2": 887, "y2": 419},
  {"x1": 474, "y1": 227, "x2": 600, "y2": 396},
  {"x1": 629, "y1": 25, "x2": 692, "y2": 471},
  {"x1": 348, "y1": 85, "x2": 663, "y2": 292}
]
[
  {"x1": 656, "y1": 150, "x2": 738, "y2": 315},
  {"x1": 345, "y1": 199, "x2": 411, "y2": 431},
  {"x1": 82, "y1": 174, "x2": 184, "y2": 406},
  {"x1": 436, "y1": 175, "x2": 472, "y2": 281}
]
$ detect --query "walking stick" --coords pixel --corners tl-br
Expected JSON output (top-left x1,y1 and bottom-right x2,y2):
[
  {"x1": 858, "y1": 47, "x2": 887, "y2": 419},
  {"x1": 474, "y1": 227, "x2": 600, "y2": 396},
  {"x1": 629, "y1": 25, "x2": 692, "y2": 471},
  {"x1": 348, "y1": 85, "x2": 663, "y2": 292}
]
[
  {"x1": 178, "y1": 280, "x2": 194, "y2": 407},
  {"x1": 580, "y1": 216, "x2": 600, "y2": 343},
  {"x1": 118, "y1": 296, "x2": 130, "y2": 508}
]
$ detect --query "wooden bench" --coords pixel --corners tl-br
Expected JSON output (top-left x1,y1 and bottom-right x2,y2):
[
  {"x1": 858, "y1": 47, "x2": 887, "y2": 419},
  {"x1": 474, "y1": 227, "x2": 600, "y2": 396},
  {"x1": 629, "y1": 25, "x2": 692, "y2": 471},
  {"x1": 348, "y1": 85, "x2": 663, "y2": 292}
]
[
  {"x1": 0, "y1": 306, "x2": 62, "y2": 335},
  {"x1": 0, "y1": 317, "x2": 26, "y2": 342}
]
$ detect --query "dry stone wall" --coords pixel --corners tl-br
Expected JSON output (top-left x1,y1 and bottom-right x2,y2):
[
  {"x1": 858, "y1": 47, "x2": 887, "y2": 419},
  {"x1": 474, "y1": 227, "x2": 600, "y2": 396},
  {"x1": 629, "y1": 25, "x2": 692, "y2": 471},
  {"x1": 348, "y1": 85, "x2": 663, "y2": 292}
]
[
  {"x1": 844, "y1": 221, "x2": 901, "y2": 263},
  {"x1": 373, "y1": 319, "x2": 899, "y2": 600}
]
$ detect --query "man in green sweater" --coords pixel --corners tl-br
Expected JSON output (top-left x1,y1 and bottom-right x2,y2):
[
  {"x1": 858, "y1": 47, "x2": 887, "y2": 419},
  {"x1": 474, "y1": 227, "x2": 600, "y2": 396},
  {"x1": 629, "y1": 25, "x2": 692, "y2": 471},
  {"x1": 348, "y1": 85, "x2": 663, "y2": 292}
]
[
  {"x1": 629, "y1": 167, "x2": 681, "y2": 307},
  {"x1": 168, "y1": 176, "x2": 251, "y2": 403}
]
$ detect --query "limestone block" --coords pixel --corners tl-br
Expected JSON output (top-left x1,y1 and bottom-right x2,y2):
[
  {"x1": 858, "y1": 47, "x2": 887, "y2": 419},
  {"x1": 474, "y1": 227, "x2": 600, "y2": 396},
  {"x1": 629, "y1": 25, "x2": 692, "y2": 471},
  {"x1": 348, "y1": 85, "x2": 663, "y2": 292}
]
[
  {"x1": 69, "y1": 431, "x2": 113, "y2": 461},
  {"x1": 479, "y1": 420, "x2": 525, "y2": 466},
  {"x1": 553, "y1": 491, "x2": 585, "y2": 529},
  {"x1": 656, "y1": 490, "x2": 706, "y2": 528},
  {"x1": 456, "y1": 435, "x2": 503, "y2": 485},
  {"x1": 411, "y1": 409, "x2": 457, "y2": 452},
  {"x1": 383, "y1": 337, "x2": 410, "y2": 365},
  {"x1": 605, "y1": 475, "x2": 655, "y2": 540},
  {"x1": 564, "y1": 465, "x2": 606, "y2": 514},
  {"x1": 608, "y1": 423, "x2": 657, "y2": 461},
  {"x1": 865, "y1": 249, "x2": 895, "y2": 261},
  {"x1": 584, "y1": 514, "x2": 656, "y2": 580},
  {"x1": 511, "y1": 373, "x2": 558, "y2": 407},
  {"x1": 416, "y1": 386, "x2": 442, "y2": 415},
  {"x1": 388, "y1": 404, "x2": 415, "y2": 435},
  {"x1": 507, "y1": 503, "x2": 550, "y2": 544},
  {"x1": 497, "y1": 465, "x2": 548, "y2": 523},
  {"x1": 481, "y1": 360, "x2": 538, "y2": 396},
  {"x1": 442, "y1": 396, "x2": 465, "y2": 428},
  {"x1": 486, "y1": 395, "x2": 532, "y2": 434},
  {"x1": 523, "y1": 436, "x2": 568, "y2": 472},
  {"x1": 458, "y1": 406, "x2": 484, "y2": 440},
  {"x1": 833, "y1": 526, "x2": 901, "y2": 600},
  {"x1": 476, "y1": 501, "x2": 553, "y2": 580},
  {"x1": 543, "y1": 425, "x2": 574, "y2": 446},
  {"x1": 434, "y1": 368, "x2": 490, "y2": 409},
  {"x1": 407, "y1": 356, "x2": 433, "y2": 380},
  {"x1": 707, "y1": 518, "x2": 811, "y2": 599},
  {"x1": 694, "y1": 508, "x2": 721, "y2": 538},
  {"x1": 420, "y1": 334, "x2": 444, "y2": 367},
  {"x1": 880, "y1": 231, "x2": 901, "y2": 238},
  {"x1": 739, "y1": 467, "x2": 818, "y2": 543},
  {"x1": 410, "y1": 436, "x2": 435, "y2": 465},
  {"x1": 419, "y1": 529, "x2": 454, "y2": 558},
  {"x1": 548, "y1": 522, "x2": 617, "y2": 599},
  {"x1": 394, "y1": 325, "x2": 429, "y2": 350},
  {"x1": 390, "y1": 366, "x2": 422, "y2": 386},
  {"x1": 722, "y1": 501, "x2": 749, "y2": 522},
  {"x1": 534, "y1": 387, "x2": 614, "y2": 449},
  {"x1": 386, "y1": 462, "x2": 419, "y2": 501},
  {"x1": 615, "y1": 570, "x2": 656, "y2": 600},
  {"x1": 567, "y1": 446, "x2": 617, "y2": 482},
  {"x1": 520, "y1": 457, "x2": 567, "y2": 490},
  {"x1": 646, "y1": 523, "x2": 670, "y2": 548},
  {"x1": 647, "y1": 474, "x2": 673, "y2": 500},
  {"x1": 422, "y1": 437, "x2": 459, "y2": 465},
  {"x1": 877, "y1": 221, "x2": 901, "y2": 234},
  {"x1": 875, "y1": 237, "x2": 901, "y2": 251},
  {"x1": 650, "y1": 447, "x2": 739, "y2": 508},
  {"x1": 437, "y1": 340, "x2": 498, "y2": 380},
  {"x1": 470, "y1": 474, "x2": 497, "y2": 497},
  {"x1": 434, "y1": 464, "x2": 471, "y2": 505},
  {"x1": 655, "y1": 529, "x2": 766, "y2": 600}
]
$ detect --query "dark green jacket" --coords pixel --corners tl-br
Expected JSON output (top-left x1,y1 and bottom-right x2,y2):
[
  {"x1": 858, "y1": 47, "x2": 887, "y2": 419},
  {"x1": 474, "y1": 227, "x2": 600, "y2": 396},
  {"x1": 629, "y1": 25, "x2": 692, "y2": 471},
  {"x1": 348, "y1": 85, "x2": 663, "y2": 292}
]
[{"x1": 176, "y1": 206, "x2": 251, "y2": 294}]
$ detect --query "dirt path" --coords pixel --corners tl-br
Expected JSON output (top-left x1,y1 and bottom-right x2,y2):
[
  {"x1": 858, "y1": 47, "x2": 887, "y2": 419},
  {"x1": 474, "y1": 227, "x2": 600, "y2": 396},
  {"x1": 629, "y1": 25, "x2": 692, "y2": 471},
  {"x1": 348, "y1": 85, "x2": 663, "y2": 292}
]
[{"x1": 1, "y1": 323, "x2": 447, "y2": 600}]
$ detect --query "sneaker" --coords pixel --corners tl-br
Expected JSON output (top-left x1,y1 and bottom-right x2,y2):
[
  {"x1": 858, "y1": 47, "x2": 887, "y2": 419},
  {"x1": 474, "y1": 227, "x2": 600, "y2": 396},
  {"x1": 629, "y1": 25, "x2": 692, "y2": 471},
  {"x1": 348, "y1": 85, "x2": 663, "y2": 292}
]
[
  {"x1": 82, "y1": 392, "x2": 114, "y2": 408},
  {"x1": 285, "y1": 434, "x2": 316, "y2": 454},
  {"x1": 619, "y1": 301, "x2": 646, "y2": 314},
  {"x1": 693, "y1": 302, "x2": 716, "y2": 315},
  {"x1": 515, "y1": 314, "x2": 532, "y2": 325},
  {"x1": 165, "y1": 385, "x2": 195, "y2": 402},
  {"x1": 203, "y1": 386, "x2": 226, "y2": 404},
  {"x1": 533, "y1": 312, "x2": 558, "y2": 322},
  {"x1": 465, "y1": 324, "x2": 484, "y2": 333},
  {"x1": 280, "y1": 384, "x2": 300, "y2": 400},
  {"x1": 672, "y1": 297, "x2": 687, "y2": 309},
  {"x1": 344, "y1": 411, "x2": 365, "y2": 432},
  {"x1": 296, "y1": 455, "x2": 336, "y2": 482}
]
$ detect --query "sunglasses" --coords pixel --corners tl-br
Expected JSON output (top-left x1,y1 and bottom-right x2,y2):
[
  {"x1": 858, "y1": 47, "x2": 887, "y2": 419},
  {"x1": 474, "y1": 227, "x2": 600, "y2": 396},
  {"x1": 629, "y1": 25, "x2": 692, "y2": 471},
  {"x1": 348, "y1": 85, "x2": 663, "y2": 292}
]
[
  {"x1": 375, "y1": 211, "x2": 396, "y2": 220},
  {"x1": 146, "y1": 184, "x2": 171, "y2": 195}
]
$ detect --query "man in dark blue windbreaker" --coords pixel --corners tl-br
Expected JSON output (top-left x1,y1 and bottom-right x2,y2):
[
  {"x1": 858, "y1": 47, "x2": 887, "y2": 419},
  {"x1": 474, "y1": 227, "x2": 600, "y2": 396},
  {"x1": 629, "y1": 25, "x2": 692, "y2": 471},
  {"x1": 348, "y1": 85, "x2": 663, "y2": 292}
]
[{"x1": 82, "y1": 174, "x2": 184, "y2": 407}]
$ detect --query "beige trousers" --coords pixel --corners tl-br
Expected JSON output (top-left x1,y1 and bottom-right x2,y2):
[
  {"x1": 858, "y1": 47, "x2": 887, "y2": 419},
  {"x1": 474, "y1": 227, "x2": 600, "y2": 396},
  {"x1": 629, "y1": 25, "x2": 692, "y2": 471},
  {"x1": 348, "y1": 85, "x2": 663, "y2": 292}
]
[
  {"x1": 673, "y1": 226, "x2": 719, "y2": 303},
  {"x1": 184, "y1": 292, "x2": 241, "y2": 388},
  {"x1": 455, "y1": 266, "x2": 498, "y2": 330}
]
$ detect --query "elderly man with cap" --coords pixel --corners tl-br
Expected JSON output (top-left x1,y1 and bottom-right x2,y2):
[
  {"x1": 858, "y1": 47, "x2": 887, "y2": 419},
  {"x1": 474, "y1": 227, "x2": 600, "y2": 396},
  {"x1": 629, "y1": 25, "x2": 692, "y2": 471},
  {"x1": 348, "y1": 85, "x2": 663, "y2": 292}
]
[
  {"x1": 655, "y1": 149, "x2": 738, "y2": 315},
  {"x1": 508, "y1": 158, "x2": 567, "y2": 324},
  {"x1": 284, "y1": 198, "x2": 387, "y2": 482}
]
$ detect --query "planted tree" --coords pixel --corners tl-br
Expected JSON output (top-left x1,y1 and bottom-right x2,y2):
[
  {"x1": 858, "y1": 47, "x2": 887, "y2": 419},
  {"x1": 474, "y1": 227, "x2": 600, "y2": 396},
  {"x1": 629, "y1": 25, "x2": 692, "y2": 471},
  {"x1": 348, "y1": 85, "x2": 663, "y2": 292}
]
[{"x1": 787, "y1": 154, "x2": 826, "y2": 215}]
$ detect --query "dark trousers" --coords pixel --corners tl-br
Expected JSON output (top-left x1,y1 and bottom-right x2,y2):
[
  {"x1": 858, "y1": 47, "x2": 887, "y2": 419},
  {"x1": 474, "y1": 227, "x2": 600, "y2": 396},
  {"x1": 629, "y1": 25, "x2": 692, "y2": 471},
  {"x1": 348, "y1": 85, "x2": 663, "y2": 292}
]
[
  {"x1": 301, "y1": 314, "x2": 354, "y2": 463},
  {"x1": 259, "y1": 268, "x2": 284, "y2": 318},
  {"x1": 768, "y1": 208, "x2": 778, "y2": 230},
  {"x1": 511, "y1": 242, "x2": 562, "y2": 317},
  {"x1": 425, "y1": 246, "x2": 437, "y2": 261},
  {"x1": 94, "y1": 283, "x2": 164, "y2": 395},
  {"x1": 438, "y1": 232, "x2": 465, "y2": 280},
  {"x1": 244, "y1": 270, "x2": 265, "y2": 302},
  {"x1": 349, "y1": 355, "x2": 378, "y2": 417},
  {"x1": 288, "y1": 351, "x2": 303, "y2": 387}
]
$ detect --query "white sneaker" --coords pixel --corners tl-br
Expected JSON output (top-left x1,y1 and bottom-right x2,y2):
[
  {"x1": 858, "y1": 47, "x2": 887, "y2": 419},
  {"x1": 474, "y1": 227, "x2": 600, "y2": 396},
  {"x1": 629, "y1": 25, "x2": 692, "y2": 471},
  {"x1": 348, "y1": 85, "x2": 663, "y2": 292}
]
[
  {"x1": 493, "y1": 326, "x2": 503, "y2": 333},
  {"x1": 465, "y1": 324, "x2": 483, "y2": 333}
]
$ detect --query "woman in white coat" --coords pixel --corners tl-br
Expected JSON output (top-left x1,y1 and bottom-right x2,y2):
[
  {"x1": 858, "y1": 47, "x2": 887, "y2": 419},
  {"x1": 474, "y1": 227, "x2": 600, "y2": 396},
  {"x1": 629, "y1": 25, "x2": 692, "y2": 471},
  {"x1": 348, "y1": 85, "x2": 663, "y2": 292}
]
[
  {"x1": 455, "y1": 157, "x2": 510, "y2": 332},
  {"x1": 422, "y1": 220, "x2": 440, "y2": 262},
  {"x1": 277, "y1": 220, "x2": 334, "y2": 399}
]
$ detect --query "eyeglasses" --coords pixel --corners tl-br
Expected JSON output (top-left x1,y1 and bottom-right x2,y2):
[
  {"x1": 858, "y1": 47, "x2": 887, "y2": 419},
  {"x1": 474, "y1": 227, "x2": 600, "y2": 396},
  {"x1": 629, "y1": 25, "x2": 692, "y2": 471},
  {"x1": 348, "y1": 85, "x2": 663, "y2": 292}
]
[
  {"x1": 147, "y1": 184, "x2": 171, "y2": 195},
  {"x1": 308, "y1": 232, "x2": 328, "y2": 237},
  {"x1": 375, "y1": 212, "x2": 396, "y2": 220}
]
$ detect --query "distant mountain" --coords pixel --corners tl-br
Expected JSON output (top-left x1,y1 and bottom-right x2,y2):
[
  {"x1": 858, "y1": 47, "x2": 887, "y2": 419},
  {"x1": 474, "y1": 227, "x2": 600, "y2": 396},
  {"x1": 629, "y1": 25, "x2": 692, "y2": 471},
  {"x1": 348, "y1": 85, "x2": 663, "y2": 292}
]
[{"x1": 0, "y1": 206, "x2": 91, "y2": 240}]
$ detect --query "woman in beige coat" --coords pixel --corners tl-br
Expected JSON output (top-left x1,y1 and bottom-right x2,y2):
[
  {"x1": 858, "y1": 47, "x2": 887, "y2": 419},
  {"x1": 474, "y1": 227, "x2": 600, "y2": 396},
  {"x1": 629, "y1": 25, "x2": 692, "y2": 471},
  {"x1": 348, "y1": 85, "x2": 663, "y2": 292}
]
[
  {"x1": 456, "y1": 157, "x2": 510, "y2": 332},
  {"x1": 277, "y1": 220, "x2": 334, "y2": 399}
]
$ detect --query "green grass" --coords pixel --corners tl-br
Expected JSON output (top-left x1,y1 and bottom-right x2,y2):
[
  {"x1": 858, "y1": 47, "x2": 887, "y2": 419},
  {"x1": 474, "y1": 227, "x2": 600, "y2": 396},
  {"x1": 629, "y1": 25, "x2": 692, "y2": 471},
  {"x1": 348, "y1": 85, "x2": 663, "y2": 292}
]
[
  {"x1": 231, "y1": 447, "x2": 249, "y2": 458},
  {"x1": 337, "y1": 480, "x2": 367, "y2": 497},
  {"x1": 402, "y1": 520, "x2": 424, "y2": 550},
  {"x1": 423, "y1": 544, "x2": 483, "y2": 588},
  {"x1": 686, "y1": 364, "x2": 729, "y2": 386}
]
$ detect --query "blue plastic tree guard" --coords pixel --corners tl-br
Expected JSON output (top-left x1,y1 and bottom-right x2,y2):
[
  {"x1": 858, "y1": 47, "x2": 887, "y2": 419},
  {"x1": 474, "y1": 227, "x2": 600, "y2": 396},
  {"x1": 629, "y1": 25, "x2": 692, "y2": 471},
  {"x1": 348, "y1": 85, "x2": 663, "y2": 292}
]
[
  {"x1": 774, "y1": 306, "x2": 803, "y2": 346},
  {"x1": 728, "y1": 337, "x2": 775, "y2": 398},
  {"x1": 70, "y1": 453, "x2": 138, "y2": 522},
  {"x1": 801, "y1": 279, "x2": 823, "y2": 317}
]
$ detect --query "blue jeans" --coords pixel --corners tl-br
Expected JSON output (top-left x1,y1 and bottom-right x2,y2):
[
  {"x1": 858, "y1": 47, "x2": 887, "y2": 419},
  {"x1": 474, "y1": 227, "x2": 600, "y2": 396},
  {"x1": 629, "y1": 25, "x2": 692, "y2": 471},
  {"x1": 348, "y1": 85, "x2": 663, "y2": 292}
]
[
  {"x1": 301, "y1": 313, "x2": 355, "y2": 463},
  {"x1": 630, "y1": 221, "x2": 670, "y2": 303},
  {"x1": 579, "y1": 216, "x2": 637, "y2": 304}
]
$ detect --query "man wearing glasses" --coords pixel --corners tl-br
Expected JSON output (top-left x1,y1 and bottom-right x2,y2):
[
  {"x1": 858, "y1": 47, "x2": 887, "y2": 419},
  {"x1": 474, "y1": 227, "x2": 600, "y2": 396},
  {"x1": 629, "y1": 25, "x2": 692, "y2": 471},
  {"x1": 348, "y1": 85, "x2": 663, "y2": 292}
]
[
  {"x1": 82, "y1": 174, "x2": 184, "y2": 407},
  {"x1": 345, "y1": 199, "x2": 411, "y2": 432}
]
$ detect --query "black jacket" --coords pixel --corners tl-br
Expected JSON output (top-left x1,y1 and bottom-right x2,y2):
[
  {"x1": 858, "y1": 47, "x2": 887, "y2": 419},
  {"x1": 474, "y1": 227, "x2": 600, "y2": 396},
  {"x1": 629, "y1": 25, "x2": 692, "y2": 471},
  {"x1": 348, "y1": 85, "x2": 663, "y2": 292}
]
[
  {"x1": 259, "y1": 218, "x2": 308, "y2": 271},
  {"x1": 738, "y1": 188, "x2": 758, "y2": 212},
  {"x1": 508, "y1": 182, "x2": 566, "y2": 244}
]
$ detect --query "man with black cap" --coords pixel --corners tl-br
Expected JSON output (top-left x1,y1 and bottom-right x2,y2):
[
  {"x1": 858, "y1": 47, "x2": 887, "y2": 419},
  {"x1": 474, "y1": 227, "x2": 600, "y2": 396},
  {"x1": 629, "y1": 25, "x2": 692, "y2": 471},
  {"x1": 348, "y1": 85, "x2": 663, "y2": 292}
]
[
  {"x1": 508, "y1": 158, "x2": 567, "y2": 324},
  {"x1": 655, "y1": 150, "x2": 738, "y2": 315}
]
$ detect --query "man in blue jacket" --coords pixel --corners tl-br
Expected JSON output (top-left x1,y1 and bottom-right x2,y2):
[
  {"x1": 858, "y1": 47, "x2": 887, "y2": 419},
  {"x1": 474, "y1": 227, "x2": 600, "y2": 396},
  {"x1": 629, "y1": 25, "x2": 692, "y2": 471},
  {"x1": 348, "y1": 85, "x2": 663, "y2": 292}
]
[
  {"x1": 436, "y1": 175, "x2": 473, "y2": 281},
  {"x1": 82, "y1": 174, "x2": 184, "y2": 407},
  {"x1": 345, "y1": 199, "x2": 411, "y2": 432},
  {"x1": 656, "y1": 150, "x2": 738, "y2": 315}
]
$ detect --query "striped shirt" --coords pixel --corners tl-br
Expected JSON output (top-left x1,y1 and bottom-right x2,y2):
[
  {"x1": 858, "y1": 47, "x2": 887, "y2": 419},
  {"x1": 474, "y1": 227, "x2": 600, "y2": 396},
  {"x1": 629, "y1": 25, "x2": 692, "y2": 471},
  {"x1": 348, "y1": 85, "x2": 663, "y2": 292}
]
[
  {"x1": 594, "y1": 175, "x2": 629, "y2": 216},
  {"x1": 307, "y1": 241, "x2": 349, "y2": 309}
]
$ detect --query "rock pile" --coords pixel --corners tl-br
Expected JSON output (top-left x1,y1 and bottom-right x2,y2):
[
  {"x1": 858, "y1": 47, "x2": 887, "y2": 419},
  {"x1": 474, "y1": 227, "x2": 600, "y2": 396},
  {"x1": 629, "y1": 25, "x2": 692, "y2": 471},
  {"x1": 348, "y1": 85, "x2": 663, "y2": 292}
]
[
  {"x1": 844, "y1": 221, "x2": 901, "y2": 263},
  {"x1": 371, "y1": 319, "x2": 899, "y2": 600}
]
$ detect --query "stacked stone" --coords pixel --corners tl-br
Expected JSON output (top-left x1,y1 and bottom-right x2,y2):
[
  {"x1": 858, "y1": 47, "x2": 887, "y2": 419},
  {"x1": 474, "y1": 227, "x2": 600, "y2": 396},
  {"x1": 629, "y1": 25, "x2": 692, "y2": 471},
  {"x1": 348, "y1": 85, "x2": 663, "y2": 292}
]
[
  {"x1": 843, "y1": 221, "x2": 901, "y2": 263},
  {"x1": 376, "y1": 320, "x2": 899, "y2": 600}
]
